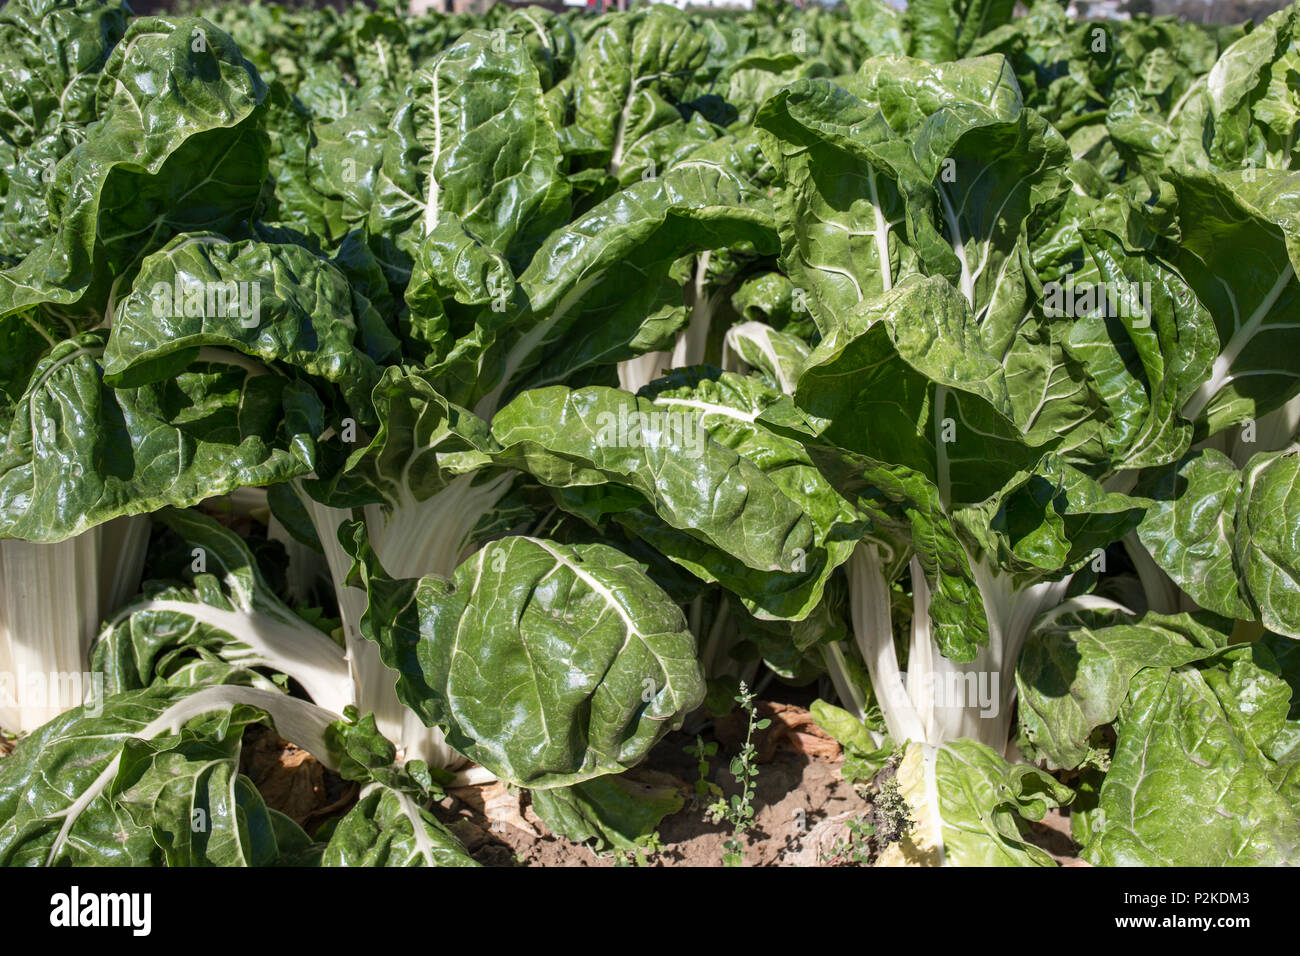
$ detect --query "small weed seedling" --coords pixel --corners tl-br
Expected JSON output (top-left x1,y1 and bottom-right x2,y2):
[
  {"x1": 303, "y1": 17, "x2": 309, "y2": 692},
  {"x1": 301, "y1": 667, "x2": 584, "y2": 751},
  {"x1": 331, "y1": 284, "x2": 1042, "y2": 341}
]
[
  {"x1": 707, "y1": 682, "x2": 769, "y2": 866},
  {"x1": 820, "y1": 815, "x2": 876, "y2": 866},
  {"x1": 614, "y1": 833, "x2": 663, "y2": 867},
  {"x1": 683, "y1": 734, "x2": 722, "y2": 807}
]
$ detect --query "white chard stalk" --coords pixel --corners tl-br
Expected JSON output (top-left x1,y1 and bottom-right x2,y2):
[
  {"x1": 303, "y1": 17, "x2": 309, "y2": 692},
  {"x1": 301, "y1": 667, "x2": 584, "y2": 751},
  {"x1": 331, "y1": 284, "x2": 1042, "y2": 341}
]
[
  {"x1": 844, "y1": 542, "x2": 1072, "y2": 755},
  {"x1": 293, "y1": 476, "x2": 511, "y2": 784},
  {"x1": 618, "y1": 252, "x2": 715, "y2": 393},
  {"x1": 0, "y1": 516, "x2": 149, "y2": 734}
]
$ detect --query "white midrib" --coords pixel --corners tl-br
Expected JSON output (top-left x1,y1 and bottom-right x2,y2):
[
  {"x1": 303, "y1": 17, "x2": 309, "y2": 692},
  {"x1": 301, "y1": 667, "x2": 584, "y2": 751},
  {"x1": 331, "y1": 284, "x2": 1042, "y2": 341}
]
[
  {"x1": 617, "y1": 351, "x2": 670, "y2": 393},
  {"x1": 938, "y1": 185, "x2": 975, "y2": 307},
  {"x1": 609, "y1": 71, "x2": 680, "y2": 177},
  {"x1": 723, "y1": 323, "x2": 798, "y2": 394},
  {"x1": 848, "y1": 543, "x2": 926, "y2": 745},
  {"x1": 195, "y1": 347, "x2": 272, "y2": 377},
  {"x1": 1167, "y1": 75, "x2": 1205, "y2": 122},
  {"x1": 383, "y1": 783, "x2": 443, "y2": 865},
  {"x1": 421, "y1": 58, "x2": 446, "y2": 237},
  {"x1": 934, "y1": 184, "x2": 976, "y2": 512},
  {"x1": 295, "y1": 485, "x2": 481, "y2": 772},
  {"x1": 700, "y1": 599, "x2": 731, "y2": 676},
  {"x1": 1235, "y1": 393, "x2": 1300, "y2": 463},
  {"x1": 370, "y1": 469, "x2": 516, "y2": 578},
  {"x1": 474, "y1": 274, "x2": 601, "y2": 418},
  {"x1": 670, "y1": 252, "x2": 713, "y2": 368},
  {"x1": 106, "y1": 31, "x2": 170, "y2": 128},
  {"x1": 45, "y1": 687, "x2": 340, "y2": 865},
  {"x1": 905, "y1": 555, "x2": 937, "y2": 743},
  {"x1": 1183, "y1": 263, "x2": 1295, "y2": 422},
  {"x1": 609, "y1": 75, "x2": 643, "y2": 178},
  {"x1": 101, "y1": 598, "x2": 353, "y2": 715},
  {"x1": 526, "y1": 536, "x2": 678, "y2": 711},
  {"x1": 867, "y1": 166, "x2": 893, "y2": 292},
  {"x1": 527, "y1": 536, "x2": 640, "y2": 635},
  {"x1": 653, "y1": 396, "x2": 758, "y2": 422},
  {"x1": 520, "y1": 11, "x2": 550, "y2": 51}
]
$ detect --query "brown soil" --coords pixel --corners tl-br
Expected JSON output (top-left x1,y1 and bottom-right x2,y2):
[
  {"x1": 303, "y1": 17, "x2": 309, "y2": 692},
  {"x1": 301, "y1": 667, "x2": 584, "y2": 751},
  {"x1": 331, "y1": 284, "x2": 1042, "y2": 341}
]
[
  {"x1": 437, "y1": 739, "x2": 873, "y2": 867},
  {"x1": 426, "y1": 712, "x2": 1080, "y2": 867},
  {"x1": 1028, "y1": 807, "x2": 1089, "y2": 867},
  {"x1": 424, "y1": 700, "x2": 1079, "y2": 867},
  {"x1": 3, "y1": 701, "x2": 1084, "y2": 867}
]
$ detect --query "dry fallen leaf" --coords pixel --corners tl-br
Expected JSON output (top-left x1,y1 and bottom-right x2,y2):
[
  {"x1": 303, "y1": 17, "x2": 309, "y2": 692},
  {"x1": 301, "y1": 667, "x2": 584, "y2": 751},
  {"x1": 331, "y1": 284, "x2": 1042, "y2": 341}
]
[
  {"x1": 241, "y1": 730, "x2": 324, "y2": 826},
  {"x1": 623, "y1": 766, "x2": 691, "y2": 797},
  {"x1": 239, "y1": 725, "x2": 357, "y2": 829},
  {"x1": 449, "y1": 781, "x2": 541, "y2": 838},
  {"x1": 715, "y1": 702, "x2": 842, "y2": 761}
]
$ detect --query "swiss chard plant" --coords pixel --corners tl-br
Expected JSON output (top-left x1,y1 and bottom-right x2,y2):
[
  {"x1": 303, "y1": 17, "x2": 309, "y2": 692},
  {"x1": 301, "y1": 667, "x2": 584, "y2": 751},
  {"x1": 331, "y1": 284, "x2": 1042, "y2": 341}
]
[{"x1": 0, "y1": 0, "x2": 1297, "y2": 868}]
